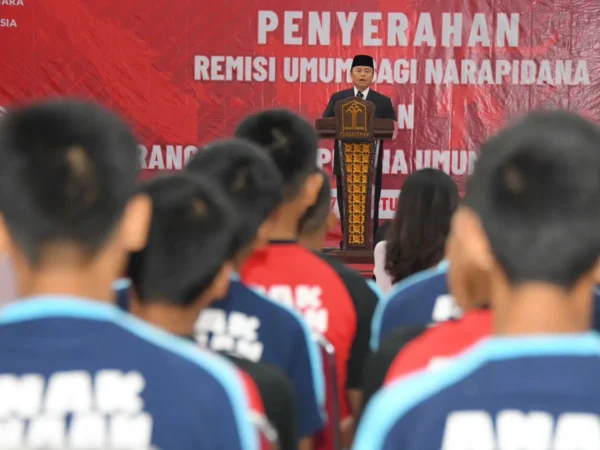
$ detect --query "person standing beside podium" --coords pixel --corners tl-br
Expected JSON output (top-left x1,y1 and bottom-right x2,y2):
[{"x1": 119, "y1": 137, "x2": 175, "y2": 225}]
[{"x1": 322, "y1": 55, "x2": 398, "y2": 236}]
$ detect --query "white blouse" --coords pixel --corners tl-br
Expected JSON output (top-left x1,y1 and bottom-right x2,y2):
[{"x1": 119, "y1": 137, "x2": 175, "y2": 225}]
[{"x1": 373, "y1": 240, "x2": 394, "y2": 294}]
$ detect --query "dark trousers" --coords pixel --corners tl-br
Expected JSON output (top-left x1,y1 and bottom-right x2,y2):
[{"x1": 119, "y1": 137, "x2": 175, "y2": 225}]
[{"x1": 336, "y1": 141, "x2": 383, "y2": 240}]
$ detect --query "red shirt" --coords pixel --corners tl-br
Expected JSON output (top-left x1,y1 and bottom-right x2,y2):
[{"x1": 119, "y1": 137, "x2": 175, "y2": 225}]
[
  {"x1": 242, "y1": 242, "x2": 357, "y2": 420},
  {"x1": 385, "y1": 310, "x2": 492, "y2": 385},
  {"x1": 238, "y1": 368, "x2": 265, "y2": 415}
]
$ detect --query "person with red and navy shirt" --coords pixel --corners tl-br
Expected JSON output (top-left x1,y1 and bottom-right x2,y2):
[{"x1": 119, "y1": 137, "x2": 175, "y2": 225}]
[
  {"x1": 187, "y1": 139, "x2": 323, "y2": 450},
  {"x1": 362, "y1": 227, "x2": 491, "y2": 411},
  {"x1": 383, "y1": 225, "x2": 491, "y2": 382},
  {"x1": 296, "y1": 169, "x2": 380, "y2": 446},
  {"x1": 356, "y1": 111, "x2": 600, "y2": 450},
  {"x1": 235, "y1": 110, "x2": 379, "y2": 449},
  {"x1": 0, "y1": 100, "x2": 257, "y2": 450}
]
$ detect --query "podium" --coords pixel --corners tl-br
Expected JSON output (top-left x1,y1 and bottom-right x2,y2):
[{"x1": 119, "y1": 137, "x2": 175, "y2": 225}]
[{"x1": 315, "y1": 98, "x2": 394, "y2": 263}]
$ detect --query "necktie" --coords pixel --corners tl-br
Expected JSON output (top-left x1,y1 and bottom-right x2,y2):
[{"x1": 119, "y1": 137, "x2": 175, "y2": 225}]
[{"x1": 356, "y1": 91, "x2": 364, "y2": 99}]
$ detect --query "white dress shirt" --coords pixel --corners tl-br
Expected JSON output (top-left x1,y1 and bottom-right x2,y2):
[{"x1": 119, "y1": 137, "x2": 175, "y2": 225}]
[{"x1": 354, "y1": 87, "x2": 370, "y2": 98}]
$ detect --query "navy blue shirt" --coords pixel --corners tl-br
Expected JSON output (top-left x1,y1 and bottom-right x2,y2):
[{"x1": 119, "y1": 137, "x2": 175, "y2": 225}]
[
  {"x1": 195, "y1": 277, "x2": 325, "y2": 439},
  {"x1": 0, "y1": 296, "x2": 258, "y2": 450},
  {"x1": 371, "y1": 261, "x2": 459, "y2": 351},
  {"x1": 356, "y1": 332, "x2": 600, "y2": 449},
  {"x1": 371, "y1": 264, "x2": 600, "y2": 351}
]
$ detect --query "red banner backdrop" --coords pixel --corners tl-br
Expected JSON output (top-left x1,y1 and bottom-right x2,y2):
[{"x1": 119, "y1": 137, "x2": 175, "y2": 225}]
[{"x1": 1, "y1": 0, "x2": 599, "y2": 242}]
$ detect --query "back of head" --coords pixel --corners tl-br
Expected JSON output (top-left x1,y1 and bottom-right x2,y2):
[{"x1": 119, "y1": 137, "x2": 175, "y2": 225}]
[
  {"x1": 463, "y1": 110, "x2": 600, "y2": 289},
  {"x1": 298, "y1": 170, "x2": 331, "y2": 236},
  {"x1": 385, "y1": 168, "x2": 458, "y2": 283},
  {"x1": 0, "y1": 99, "x2": 140, "y2": 264},
  {"x1": 186, "y1": 138, "x2": 284, "y2": 248},
  {"x1": 235, "y1": 109, "x2": 319, "y2": 200},
  {"x1": 128, "y1": 173, "x2": 239, "y2": 306}
]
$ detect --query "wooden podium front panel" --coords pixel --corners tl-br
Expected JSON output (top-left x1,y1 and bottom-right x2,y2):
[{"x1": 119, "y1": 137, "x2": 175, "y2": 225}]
[{"x1": 341, "y1": 141, "x2": 376, "y2": 249}]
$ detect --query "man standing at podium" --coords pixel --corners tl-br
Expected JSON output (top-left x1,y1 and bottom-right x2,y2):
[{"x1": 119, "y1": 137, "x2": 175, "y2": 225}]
[{"x1": 322, "y1": 55, "x2": 397, "y2": 237}]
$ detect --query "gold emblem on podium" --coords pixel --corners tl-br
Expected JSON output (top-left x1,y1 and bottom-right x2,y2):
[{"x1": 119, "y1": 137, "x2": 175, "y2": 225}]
[{"x1": 340, "y1": 100, "x2": 369, "y2": 138}]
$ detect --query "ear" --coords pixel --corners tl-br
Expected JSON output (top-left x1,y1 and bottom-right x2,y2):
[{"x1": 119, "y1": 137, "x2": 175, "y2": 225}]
[
  {"x1": 453, "y1": 208, "x2": 494, "y2": 273},
  {"x1": 301, "y1": 172, "x2": 324, "y2": 208},
  {"x1": 591, "y1": 257, "x2": 600, "y2": 285},
  {"x1": 0, "y1": 215, "x2": 12, "y2": 254},
  {"x1": 119, "y1": 194, "x2": 152, "y2": 253},
  {"x1": 201, "y1": 261, "x2": 234, "y2": 306}
]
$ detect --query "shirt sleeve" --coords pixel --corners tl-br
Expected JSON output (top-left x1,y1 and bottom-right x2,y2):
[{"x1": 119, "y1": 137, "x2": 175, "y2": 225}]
[
  {"x1": 288, "y1": 318, "x2": 326, "y2": 438},
  {"x1": 322, "y1": 94, "x2": 336, "y2": 118},
  {"x1": 227, "y1": 355, "x2": 299, "y2": 450},
  {"x1": 361, "y1": 326, "x2": 428, "y2": 417},
  {"x1": 344, "y1": 276, "x2": 380, "y2": 389},
  {"x1": 386, "y1": 96, "x2": 397, "y2": 121},
  {"x1": 263, "y1": 368, "x2": 298, "y2": 450}
]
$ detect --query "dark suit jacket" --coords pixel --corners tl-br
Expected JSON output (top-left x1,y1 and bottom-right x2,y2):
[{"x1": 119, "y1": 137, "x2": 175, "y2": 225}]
[{"x1": 322, "y1": 88, "x2": 396, "y2": 174}]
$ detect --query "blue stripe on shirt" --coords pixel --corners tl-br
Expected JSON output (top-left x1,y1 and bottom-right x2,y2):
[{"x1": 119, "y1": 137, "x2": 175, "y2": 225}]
[
  {"x1": 370, "y1": 262, "x2": 449, "y2": 351},
  {"x1": 249, "y1": 286, "x2": 326, "y2": 415},
  {"x1": 0, "y1": 296, "x2": 258, "y2": 450},
  {"x1": 355, "y1": 332, "x2": 600, "y2": 450}
]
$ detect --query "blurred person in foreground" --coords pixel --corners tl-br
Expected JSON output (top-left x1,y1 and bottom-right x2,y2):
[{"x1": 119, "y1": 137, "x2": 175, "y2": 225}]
[
  {"x1": 374, "y1": 168, "x2": 458, "y2": 294},
  {"x1": 236, "y1": 110, "x2": 379, "y2": 449},
  {"x1": 187, "y1": 139, "x2": 322, "y2": 450},
  {"x1": 297, "y1": 170, "x2": 380, "y2": 444},
  {"x1": 127, "y1": 173, "x2": 291, "y2": 449},
  {"x1": 355, "y1": 110, "x2": 600, "y2": 449},
  {"x1": 0, "y1": 99, "x2": 257, "y2": 449},
  {"x1": 361, "y1": 229, "x2": 491, "y2": 415}
]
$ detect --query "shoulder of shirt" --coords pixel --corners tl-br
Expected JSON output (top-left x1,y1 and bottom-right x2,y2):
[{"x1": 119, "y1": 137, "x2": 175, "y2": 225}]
[
  {"x1": 227, "y1": 354, "x2": 290, "y2": 391},
  {"x1": 386, "y1": 263, "x2": 448, "y2": 305},
  {"x1": 368, "y1": 89, "x2": 390, "y2": 100},
  {"x1": 243, "y1": 280, "x2": 310, "y2": 331},
  {"x1": 315, "y1": 251, "x2": 356, "y2": 279},
  {"x1": 386, "y1": 312, "x2": 491, "y2": 383},
  {"x1": 0, "y1": 298, "x2": 259, "y2": 450},
  {"x1": 371, "y1": 265, "x2": 447, "y2": 350},
  {"x1": 0, "y1": 299, "x2": 241, "y2": 382},
  {"x1": 389, "y1": 322, "x2": 452, "y2": 365},
  {"x1": 374, "y1": 240, "x2": 386, "y2": 253},
  {"x1": 334, "y1": 88, "x2": 354, "y2": 97},
  {"x1": 356, "y1": 332, "x2": 600, "y2": 449},
  {"x1": 312, "y1": 251, "x2": 374, "y2": 303},
  {"x1": 371, "y1": 263, "x2": 449, "y2": 348}
]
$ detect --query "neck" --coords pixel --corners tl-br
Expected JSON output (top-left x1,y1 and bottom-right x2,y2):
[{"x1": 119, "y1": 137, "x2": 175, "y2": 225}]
[
  {"x1": 13, "y1": 245, "x2": 125, "y2": 303},
  {"x1": 233, "y1": 247, "x2": 253, "y2": 272},
  {"x1": 492, "y1": 280, "x2": 593, "y2": 336},
  {"x1": 268, "y1": 204, "x2": 302, "y2": 241},
  {"x1": 18, "y1": 268, "x2": 118, "y2": 303},
  {"x1": 133, "y1": 303, "x2": 199, "y2": 336},
  {"x1": 298, "y1": 232, "x2": 326, "y2": 251}
]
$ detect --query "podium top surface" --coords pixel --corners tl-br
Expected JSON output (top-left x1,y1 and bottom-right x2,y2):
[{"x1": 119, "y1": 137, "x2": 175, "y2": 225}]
[{"x1": 315, "y1": 97, "x2": 394, "y2": 140}]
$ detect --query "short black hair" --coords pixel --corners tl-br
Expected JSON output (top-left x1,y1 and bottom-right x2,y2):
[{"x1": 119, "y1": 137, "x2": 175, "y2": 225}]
[
  {"x1": 186, "y1": 139, "x2": 283, "y2": 248},
  {"x1": 235, "y1": 109, "x2": 319, "y2": 200},
  {"x1": 128, "y1": 173, "x2": 239, "y2": 306},
  {"x1": 464, "y1": 110, "x2": 600, "y2": 289},
  {"x1": 298, "y1": 170, "x2": 331, "y2": 235},
  {"x1": 0, "y1": 99, "x2": 140, "y2": 263}
]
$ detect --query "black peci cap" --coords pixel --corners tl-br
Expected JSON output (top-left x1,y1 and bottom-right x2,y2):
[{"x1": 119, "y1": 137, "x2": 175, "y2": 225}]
[{"x1": 351, "y1": 55, "x2": 374, "y2": 69}]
